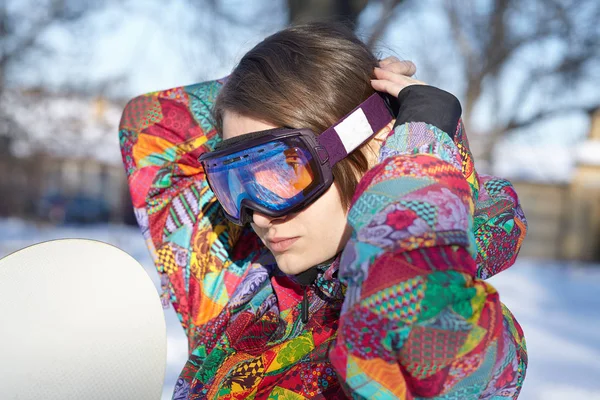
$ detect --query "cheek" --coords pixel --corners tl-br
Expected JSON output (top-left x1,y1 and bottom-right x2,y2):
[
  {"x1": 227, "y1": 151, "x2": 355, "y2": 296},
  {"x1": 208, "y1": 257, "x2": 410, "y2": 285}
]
[
  {"x1": 324, "y1": 184, "x2": 349, "y2": 219},
  {"x1": 303, "y1": 186, "x2": 349, "y2": 238},
  {"x1": 249, "y1": 223, "x2": 265, "y2": 243}
]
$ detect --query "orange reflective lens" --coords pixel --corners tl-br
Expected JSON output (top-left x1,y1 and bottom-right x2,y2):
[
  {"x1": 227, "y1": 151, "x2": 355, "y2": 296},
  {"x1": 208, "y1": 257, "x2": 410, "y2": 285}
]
[{"x1": 252, "y1": 147, "x2": 315, "y2": 199}]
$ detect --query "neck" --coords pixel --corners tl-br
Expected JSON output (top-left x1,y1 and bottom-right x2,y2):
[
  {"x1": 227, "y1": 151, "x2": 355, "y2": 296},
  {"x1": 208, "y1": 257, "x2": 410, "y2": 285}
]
[{"x1": 294, "y1": 253, "x2": 339, "y2": 286}]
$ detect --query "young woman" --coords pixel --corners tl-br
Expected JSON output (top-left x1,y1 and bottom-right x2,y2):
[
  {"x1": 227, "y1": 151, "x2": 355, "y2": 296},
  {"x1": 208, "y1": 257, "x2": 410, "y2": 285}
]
[{"x1": 119, "y1": 22, "x2": 528, "y2": 399}]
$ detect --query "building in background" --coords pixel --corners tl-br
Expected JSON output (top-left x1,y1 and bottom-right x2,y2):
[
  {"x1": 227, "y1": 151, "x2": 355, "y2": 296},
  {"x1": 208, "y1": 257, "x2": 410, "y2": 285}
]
[
  {"x1": 0, "y1": 88, "x2": 133, "y2": 224},
  {"x1": 512, "y1": 108, "x2": 600, "y2": 262}
]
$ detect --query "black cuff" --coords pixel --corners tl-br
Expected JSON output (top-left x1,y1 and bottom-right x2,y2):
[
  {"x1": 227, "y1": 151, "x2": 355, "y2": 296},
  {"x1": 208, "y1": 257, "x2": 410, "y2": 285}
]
[{"x1": 393, "y1": 85, "x2": 462, "y2": 140}]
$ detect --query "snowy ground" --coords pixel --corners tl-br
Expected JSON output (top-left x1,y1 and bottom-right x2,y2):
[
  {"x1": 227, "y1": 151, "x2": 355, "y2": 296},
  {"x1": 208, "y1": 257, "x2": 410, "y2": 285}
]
[{"x1": 1, "y1": 218, "x2": 599, "y2": 400}]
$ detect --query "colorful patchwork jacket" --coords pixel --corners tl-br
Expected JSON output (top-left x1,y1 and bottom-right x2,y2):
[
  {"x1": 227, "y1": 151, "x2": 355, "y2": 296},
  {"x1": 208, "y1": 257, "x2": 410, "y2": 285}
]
[{"x1": 119, "y1": 80, "x2": 527, "y2": 399}]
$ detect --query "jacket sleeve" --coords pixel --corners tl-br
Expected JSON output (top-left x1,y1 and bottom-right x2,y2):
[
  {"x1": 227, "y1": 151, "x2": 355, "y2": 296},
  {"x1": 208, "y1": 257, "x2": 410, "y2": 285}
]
[
  {"x1": 119, "y1": 81, "x2": 261, "y2": 346},
  {"x1": 329, "y1": 86, "x2": 527, "y2": 399}
]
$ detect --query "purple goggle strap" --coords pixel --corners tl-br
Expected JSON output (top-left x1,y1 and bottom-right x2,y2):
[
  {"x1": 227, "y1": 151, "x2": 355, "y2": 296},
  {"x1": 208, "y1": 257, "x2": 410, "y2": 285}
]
[{"x1": 316, "y1": 93, "x2": 393, "y2": 166}]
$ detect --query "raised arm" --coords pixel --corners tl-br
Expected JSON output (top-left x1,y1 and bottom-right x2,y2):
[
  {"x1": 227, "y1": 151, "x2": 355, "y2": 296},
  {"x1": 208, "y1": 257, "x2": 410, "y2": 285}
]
[
  {"x1": 329, "y1": 83, "x2": 527, "y2": 399},
  {"x1": 119, "y1": 80, "x2": 261, "y2": 346}
]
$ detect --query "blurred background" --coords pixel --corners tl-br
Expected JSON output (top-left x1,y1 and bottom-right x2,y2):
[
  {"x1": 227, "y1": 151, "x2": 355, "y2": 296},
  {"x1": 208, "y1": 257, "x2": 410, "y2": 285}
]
[{"x1": 1, "y1": 0, "x2": 599, "y2": 399}]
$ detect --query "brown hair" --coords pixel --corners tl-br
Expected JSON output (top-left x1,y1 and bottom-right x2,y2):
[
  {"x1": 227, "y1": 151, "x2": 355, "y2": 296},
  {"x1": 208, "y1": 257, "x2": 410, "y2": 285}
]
[{"x1": 212, "y1": 22, "x2": 379, "y2": 210}]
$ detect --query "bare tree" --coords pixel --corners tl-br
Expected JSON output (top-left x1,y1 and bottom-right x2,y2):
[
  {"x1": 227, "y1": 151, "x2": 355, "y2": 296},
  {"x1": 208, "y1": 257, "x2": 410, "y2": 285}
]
[
  {"x1": 288, "y1": 0, "x2": 409, "y2": 47},
  {"x1": 290, "y1": 0, "x2": 409, "y2": 48},
  {"x1": 0, "y1": 0, "x2": 111, "y2": 144},
  {"x1": 184, "y1": 0, "x2": 407, "y2": 57},
  {"x1": 0, "y1": 0, "x2": 110, "y2": 217},
  {"x1": 287, "y1": 0, "x2": 369, "y2": 26},
  {"x1": 443, "y1": 0, "x2": 600, "y2": 167},
  {"x1": 0, "y1": 0, "x2": 105, "y2": 91}
]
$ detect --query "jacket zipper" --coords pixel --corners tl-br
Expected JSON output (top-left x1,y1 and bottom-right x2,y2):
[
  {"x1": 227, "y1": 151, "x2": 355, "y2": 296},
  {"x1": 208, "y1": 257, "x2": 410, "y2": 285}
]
[
  {"x1": 301, "y1": 286, "x2": 309, "y2": 324},
  {"x1": 295, "y1": 267, "x2": 319, "y2": 325}
]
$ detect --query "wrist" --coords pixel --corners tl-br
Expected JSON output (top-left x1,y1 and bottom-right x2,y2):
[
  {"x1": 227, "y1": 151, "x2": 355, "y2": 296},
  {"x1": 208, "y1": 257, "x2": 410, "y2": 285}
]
[{"x1": 394, "y1": 85, "x2": 462, "y2": 139}]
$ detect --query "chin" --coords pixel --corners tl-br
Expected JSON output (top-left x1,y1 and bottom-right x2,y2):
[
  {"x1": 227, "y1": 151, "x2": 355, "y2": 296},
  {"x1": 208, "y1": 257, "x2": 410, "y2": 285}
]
[{"x1": 274, "y1": 254, "x2": 312, "y2": 276}]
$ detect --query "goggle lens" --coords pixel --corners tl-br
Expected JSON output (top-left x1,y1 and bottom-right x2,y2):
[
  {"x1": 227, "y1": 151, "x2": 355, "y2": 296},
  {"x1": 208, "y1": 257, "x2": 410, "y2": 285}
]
[{"x1": 204, "y1": 138, "x2": 317, "y2": 222}]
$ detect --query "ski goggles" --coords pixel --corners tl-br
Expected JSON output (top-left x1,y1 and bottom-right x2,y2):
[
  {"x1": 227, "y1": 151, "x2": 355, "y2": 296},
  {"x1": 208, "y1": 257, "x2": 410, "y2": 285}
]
[{"x1": 199, "y1": 92, "x2": 394, "y2": 225}]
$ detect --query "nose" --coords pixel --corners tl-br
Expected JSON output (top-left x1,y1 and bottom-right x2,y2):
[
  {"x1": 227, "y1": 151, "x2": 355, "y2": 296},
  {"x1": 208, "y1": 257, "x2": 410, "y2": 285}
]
[{"x1": 252, "y1": 210, "x2": 285, "y2": 228}]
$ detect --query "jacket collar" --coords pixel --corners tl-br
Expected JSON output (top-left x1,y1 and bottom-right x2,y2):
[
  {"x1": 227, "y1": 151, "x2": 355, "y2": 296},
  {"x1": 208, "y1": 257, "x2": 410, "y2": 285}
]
[{"x1": 262, "y1": 248, "x2": 344, "y2": 301}]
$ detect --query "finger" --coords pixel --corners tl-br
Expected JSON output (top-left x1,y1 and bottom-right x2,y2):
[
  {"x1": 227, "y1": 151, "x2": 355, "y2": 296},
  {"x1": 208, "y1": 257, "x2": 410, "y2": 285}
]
[
  {"x1": 380, "y1": 60, "x2": 417, "y2": 77},
  {"x1": 370, "y1": 79, "x2": 405, "y2": 98},
  {"x1": 378, "y1": 56, "x2": 400, "y2": 66},
  {"x1": 374, "y1": 67, "x2": 425, "y2": 86},
  {"x1": 374, "y1": 66, "x2": 415, "y2": 84}
]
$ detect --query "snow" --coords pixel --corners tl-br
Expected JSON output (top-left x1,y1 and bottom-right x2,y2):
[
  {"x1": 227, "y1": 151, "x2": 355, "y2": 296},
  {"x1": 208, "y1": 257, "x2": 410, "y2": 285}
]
[
  {"x1": 488, "y1": 261, "x2": 600, "y2": 399},
  {"x1": 576, "y1": 140, "x2": 600, "y2": 167},
  {"x1": 493, "y1": 143, "x2": 576, "y2": 184},
  {"x1": 1, "y1": 218, "x2": 599, "y2": 399}
]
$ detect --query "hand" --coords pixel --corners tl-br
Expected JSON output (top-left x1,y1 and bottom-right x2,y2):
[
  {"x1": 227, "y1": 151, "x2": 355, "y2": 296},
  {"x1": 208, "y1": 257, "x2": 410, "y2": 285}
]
[{"x1": 371, "y1": 57, "x2": 426, "y2": 98}]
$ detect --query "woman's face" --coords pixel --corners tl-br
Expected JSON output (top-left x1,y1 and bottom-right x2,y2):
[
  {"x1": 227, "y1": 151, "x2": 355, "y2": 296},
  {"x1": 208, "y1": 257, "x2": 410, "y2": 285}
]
[{"x1": 222, "y1": 111, "x2": 353, "y2": 275}]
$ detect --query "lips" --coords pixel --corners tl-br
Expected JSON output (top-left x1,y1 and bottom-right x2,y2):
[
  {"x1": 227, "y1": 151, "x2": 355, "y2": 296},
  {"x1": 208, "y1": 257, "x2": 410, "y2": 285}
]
[{"x1": 266, "y1": 236, "x2": 299, "y2": 252}]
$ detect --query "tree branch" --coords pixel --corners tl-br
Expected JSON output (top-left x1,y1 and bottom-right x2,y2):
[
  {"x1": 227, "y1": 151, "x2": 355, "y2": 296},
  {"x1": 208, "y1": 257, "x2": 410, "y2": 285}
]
[
  {"x1": 1, "y1": 0, "x2": 98, "y2": 71},
  {"x1": 504, "y1": 104, "x2": 599, "y2": 132},
  {"x1": 365, "y1": 0, "x2": 404, "y2": 49},
  {"x1": 444, "y1": 0, "x2": 477, "y2": 69},
  {"x1": 200, "y1": 0, "x2": 266, "y2": 26}
]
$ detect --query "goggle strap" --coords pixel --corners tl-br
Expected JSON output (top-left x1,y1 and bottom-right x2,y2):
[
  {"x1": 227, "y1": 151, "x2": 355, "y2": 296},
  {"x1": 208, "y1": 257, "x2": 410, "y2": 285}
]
[{"x1": 316, "y1": 93, "x2": 393, "y2": 166}]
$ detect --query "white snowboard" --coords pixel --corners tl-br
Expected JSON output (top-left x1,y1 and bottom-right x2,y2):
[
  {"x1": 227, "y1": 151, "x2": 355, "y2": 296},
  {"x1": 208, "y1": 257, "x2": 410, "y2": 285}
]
[{"x1": 0, "y1": 239, "x2": 167, "y2": 400}]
